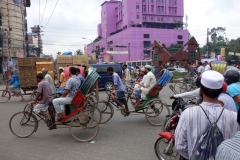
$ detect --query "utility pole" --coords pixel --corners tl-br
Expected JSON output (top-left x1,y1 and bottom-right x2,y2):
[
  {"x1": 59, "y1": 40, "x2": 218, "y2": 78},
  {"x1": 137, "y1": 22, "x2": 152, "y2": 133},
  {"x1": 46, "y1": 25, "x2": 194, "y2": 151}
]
[{"x1": 206, "y1": 28, "x2": 209, "y2": 58}]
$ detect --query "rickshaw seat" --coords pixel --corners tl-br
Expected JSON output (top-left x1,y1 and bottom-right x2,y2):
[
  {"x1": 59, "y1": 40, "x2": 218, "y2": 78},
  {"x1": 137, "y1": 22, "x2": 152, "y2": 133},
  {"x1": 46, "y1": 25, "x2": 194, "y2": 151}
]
[{"x1": 135, "y1": 93, "x2": 159, "y2": 111}]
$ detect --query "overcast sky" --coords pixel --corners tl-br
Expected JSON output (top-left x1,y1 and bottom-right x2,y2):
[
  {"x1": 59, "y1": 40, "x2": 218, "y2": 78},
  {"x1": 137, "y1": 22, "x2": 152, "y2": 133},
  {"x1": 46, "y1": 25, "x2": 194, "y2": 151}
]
[{"x1": 26, "y1": 0, "x2": 240, "y2": 57}]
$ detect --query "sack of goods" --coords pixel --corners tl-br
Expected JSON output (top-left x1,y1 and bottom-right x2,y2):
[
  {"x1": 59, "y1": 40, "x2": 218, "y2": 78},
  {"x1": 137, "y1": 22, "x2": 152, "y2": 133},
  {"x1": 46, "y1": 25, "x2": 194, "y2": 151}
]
[
  {"x1": 157, "y1": 70, "x2": 173, "y2": 86},
  {"x1": 211, "y1": 61, "x2": 227, "y2": 75}
]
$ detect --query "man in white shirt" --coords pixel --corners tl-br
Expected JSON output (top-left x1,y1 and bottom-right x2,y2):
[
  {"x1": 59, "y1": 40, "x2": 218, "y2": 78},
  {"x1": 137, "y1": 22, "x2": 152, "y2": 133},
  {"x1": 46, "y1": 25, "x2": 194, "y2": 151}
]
[
  {"x1": 123, "y1": 64, "x2": 131, "y2": 85},
  {"x1": 204, "y1": 61, "x2": 211, "y2": 71},
  {"x1": 197, "y1": 62, "x2": 205, "y2": 76},
  {"x1": 42, "y1": 68, "x2": 56, "y2": 95},
  {"x1": 175, "y1": 71, "x2": 238, "y2": 159},
  {"x1": 140, "y1": 65, "x2": 156, "y2": 101}
]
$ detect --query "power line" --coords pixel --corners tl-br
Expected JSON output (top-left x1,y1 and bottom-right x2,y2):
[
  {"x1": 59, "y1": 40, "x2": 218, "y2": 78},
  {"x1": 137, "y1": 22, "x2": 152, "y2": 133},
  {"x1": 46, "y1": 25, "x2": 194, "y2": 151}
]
[
  {"x1": 40, "y1": 0, "x2": 48, "y2": 25},
  {"x1": 43, "y1": 0, "x2": 59, "y2": 30}
]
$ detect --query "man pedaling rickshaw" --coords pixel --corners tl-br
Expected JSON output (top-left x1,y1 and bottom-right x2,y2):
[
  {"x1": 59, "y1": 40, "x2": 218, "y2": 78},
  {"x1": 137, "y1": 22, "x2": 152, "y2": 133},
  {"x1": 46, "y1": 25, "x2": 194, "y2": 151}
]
[{"x1": 131, "y1": 65, "x2": 156, "y2": 108}]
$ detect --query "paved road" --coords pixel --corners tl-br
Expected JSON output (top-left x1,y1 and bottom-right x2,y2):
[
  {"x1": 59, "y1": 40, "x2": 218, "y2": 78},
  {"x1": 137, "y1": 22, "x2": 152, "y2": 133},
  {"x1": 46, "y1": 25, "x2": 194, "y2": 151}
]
[{"x1": 0, "y1": 84, "x2": 179, "y2": 160}]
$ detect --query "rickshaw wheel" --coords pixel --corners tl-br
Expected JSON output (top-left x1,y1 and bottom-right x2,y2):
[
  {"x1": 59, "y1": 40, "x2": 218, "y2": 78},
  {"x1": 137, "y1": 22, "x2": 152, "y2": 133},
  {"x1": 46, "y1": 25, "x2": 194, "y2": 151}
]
[
  {"x1": 95, "y1": 100, "x2": 114, "y2": 124},
  {"x1": 84, "y1": 104, "x2": 102, "y2": 124},
  {"x1": 0, "y1": 89, "x2": 11, "y2": 103},
  {"x1": 145, "y1": 99, "x2": 170, "y2": 126},
  {"x1": 9, "y1": 111, "x2": 38, "y2": 138},
  {"x1": 69, "y1": 112, "x2": 99, "y2": 142}
]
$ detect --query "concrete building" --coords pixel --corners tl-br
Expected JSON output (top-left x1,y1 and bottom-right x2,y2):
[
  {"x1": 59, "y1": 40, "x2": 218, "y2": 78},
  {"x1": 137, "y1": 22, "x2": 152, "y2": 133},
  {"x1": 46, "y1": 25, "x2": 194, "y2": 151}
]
[
  {"x1": 86, "y1": 0, "x2": 189, "y2": 63},
  {"x1": 27, "y1": 25, "x2": 43, "y2": 57}
]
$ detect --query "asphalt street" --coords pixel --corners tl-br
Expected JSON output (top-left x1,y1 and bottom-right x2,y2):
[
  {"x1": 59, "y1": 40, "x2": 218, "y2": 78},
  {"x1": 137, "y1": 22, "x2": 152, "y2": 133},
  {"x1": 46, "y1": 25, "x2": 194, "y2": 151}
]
[{"x1": 0, "y1": 84, "x2": 181, "y2": 160}]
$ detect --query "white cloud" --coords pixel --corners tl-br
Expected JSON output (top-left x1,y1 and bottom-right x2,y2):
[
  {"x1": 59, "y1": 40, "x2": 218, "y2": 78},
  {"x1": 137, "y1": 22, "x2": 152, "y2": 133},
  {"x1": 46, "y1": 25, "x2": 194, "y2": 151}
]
[{"x1": 26, "y1": 0, "x2": 240, "y2": 58}]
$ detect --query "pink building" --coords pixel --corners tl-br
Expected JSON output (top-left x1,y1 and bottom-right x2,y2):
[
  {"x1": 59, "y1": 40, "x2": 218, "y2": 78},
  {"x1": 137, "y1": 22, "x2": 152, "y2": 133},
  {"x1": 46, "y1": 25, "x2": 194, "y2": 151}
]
[{"x1": 87, "y1": 0, "x2": 189, "y2": 63}]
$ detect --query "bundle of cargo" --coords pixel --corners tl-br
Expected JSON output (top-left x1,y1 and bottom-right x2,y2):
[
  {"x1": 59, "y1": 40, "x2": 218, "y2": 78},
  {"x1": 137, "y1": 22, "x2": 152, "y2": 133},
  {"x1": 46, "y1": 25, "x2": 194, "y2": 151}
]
[
  {"x1": 56, "y1": 55, "x2": 73, "y2": 70},
  {"x1": 36, "y1": 62, "x2": 54, "y2": 80},
  {"x1": 73, "y1": 55, "x2": 89, "y2": 68},
  {"x1": 211, "y1": 61, "x2": 227, "y2": 75}
]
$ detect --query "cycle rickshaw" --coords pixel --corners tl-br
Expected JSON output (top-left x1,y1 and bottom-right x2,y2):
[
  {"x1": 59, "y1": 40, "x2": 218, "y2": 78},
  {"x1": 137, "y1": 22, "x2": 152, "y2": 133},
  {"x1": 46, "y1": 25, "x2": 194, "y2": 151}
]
[{"x1": 9, "y1": 70, "x2": 101, "y2": 142}]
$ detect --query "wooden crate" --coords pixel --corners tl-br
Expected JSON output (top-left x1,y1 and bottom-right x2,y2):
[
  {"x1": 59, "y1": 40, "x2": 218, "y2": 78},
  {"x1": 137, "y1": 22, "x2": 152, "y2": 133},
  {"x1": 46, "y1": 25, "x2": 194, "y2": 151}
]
[
  {"x1": 18, "y1": 58, "x2": 36, "y2": 67},
  {"x1": 57, "y1": 55, "x2": 73, "y2": 64},
  {"x1": 36, "y1": 62, "x2": 53, "y2": 71},
  {"x1": 35, "y1": 58, "x2": 52, "y2": 62}
]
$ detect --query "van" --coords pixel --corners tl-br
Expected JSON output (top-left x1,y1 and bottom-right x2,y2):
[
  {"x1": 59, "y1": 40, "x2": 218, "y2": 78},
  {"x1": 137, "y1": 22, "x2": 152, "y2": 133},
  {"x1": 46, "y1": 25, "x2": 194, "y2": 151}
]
[{"x1": 90, "y1": 64, "x2": 123, "y2": 90}]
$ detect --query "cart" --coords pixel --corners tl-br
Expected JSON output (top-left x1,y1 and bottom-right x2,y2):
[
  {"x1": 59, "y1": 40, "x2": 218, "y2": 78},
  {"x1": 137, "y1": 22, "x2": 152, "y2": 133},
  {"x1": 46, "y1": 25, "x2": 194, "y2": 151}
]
[
  {"x1": 9, "y1": 70, "x2": 101, "y2": 142},
  {"x1": 95, "y1": 69, "x2": 173, "y2": 126}
]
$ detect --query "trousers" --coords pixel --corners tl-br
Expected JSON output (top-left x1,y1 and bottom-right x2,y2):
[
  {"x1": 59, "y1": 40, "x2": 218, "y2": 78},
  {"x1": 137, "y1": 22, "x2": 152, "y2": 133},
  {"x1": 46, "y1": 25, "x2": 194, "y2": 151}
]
[
  {"x1": 53, "y1": 97, "x2": 72, "y2": 113},
  {"x1": 33, "y1": 103, "x2": 49, "y2": 114}
]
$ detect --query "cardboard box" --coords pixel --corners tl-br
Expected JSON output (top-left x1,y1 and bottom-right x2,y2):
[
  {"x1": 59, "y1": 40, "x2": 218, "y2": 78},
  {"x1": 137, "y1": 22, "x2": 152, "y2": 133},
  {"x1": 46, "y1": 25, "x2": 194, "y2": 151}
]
[
  {"x1": 73, "y1": 55, "x2": 89, "y2": 65},
  {"x1": 65, "y1": 56, "x2": 73, "y2": 63},
  {"x1": 57, "y1": 55, "x2": 66, "y2": 63},
  {"x1": 36, "y1": 62, "x2": 53, "y2": 71}
]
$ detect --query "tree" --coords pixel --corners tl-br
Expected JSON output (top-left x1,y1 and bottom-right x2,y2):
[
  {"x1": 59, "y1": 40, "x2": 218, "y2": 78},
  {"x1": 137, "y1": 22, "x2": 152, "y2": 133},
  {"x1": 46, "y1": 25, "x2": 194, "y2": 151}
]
[
  {"x1": 208, "y1": 27, "x2": 227, "y2": 44},
  {"x1": 76, "y1": 49, "x2": 83, "y2": 55},
  {"x1": 167, "y1": 44, "x2": 182, "y2": 53},
  {"x1": 56, "y1": 51, "x2": 61, "y2": 55}
]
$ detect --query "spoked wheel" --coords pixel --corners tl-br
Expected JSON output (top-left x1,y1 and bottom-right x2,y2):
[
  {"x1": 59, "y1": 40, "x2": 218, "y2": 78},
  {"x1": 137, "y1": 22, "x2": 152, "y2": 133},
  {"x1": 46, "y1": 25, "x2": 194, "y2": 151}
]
[
  {"x1": 9, "y1": 111, "x2": 38, "y2": 138},
  {"x1": 154, "y1": 137, "x2": 179, "y2": 160},
  {"x1": 145, "y1": 99, "x2": 170, "y2": 126},
  {"x1": 84, "y1": 104, "x2": 102, "y2": 124},
  {"x1": 30, "y1": 90, "x2": 37, "y2": 101},
  {"x1": 173, "y1": 82, "x2": 186, "y2": 94},
  {"x1": 0, "y1": 90, "x2": 11, "y2": 103},
  {"x1": 95, "y1": 100, "x2": 114, "y2": 124},
  {"x1": 87, "y1": 95, "x2": 98, "y2": 107},
  {"x1": 161, "y1": 116, "x2": 174, "y2": 132},
  {"x1": 69, "y1": 111, "x2": 99, "y2": 142}
]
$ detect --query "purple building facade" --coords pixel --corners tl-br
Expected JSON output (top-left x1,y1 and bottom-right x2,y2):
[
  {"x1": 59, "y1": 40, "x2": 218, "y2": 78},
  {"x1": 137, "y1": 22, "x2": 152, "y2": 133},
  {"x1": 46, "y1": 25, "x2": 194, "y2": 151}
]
[{"x1": 87, "y1": 0, "x2": 189, "y2": 63}]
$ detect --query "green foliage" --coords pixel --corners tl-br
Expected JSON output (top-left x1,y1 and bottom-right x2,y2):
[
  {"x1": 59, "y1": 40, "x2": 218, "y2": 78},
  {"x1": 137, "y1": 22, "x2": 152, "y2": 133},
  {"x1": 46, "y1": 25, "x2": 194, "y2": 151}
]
[
  {"x1": 56, "y1": 51, "x2": 61, "y2": 55},
  {"x1": 172, "y1": 71, "x2": 188, "y2": 79},
  {"x1": 76, "y1": 49, "x2": 83, "y2": 55},
  {"x1": 167, "y1": 44, "x2": 182, "y2": 53},
  {"x1": 208, "y1": 27, "x2": 227, "y2": 44}
]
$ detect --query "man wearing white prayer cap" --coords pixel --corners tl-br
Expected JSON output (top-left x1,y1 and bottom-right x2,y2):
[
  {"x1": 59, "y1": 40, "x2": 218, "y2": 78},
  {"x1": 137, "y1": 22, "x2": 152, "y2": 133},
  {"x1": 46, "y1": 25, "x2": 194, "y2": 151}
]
[
  {"x1": 175, "y1": 70, "x2": 238, "y2": 159},
  {"x1": 133, "y1": 65, "x2": 156, "y2": 107}
]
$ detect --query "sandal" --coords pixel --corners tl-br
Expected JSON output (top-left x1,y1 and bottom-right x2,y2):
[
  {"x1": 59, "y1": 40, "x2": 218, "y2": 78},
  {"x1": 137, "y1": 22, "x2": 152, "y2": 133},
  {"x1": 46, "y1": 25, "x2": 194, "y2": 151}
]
[
  {"x1": 117, "y1": 106, "x2": 125, "y2": 111},
  {"x1": 48, "y1": 125, "x2": 57, "y2": 130},
  {"x1": 124, "y1": 111, "x2": 130, "y2": 117}
]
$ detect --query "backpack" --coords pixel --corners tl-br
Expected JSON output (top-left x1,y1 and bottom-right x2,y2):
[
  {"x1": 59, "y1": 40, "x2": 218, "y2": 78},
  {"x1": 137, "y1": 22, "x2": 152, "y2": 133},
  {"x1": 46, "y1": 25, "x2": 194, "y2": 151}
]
[{"x1": 190, "y1": 105, "x2": 224, "y2": 160}]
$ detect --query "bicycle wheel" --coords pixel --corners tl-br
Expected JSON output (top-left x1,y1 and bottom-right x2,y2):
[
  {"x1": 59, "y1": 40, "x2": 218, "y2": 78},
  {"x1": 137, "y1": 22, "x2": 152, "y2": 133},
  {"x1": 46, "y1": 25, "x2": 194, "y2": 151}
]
[
  {"x1": 30, "y1": 90, "x2": 37, "y2": 101},
  {"x1": 174, "y1": 82, "x2": 187, "y2": 94},
  {"x1": 154, "y1": 137, "x2": 179, "y2": 160},
  {"x1": 9, "y1": 111, "x2": 38, "y2": 138},
  {"x1": 69, "y1": 112, "x2": 99, "y2": 142},
  {"x1": 161, "y1": 117, "x2": 171, "y2": 132},
  {"x1": 84, "y1": 104, "x2": 102, "y2": 124},
  {"x1": 0, "y1": 90, "x2": 11, "y2": 103},
  {"x1": 95, "y1": 100, "x2": 114, "y2": 124},
  {"x1": 145, "y1": 99, "x2": 170, "y2": 126}
]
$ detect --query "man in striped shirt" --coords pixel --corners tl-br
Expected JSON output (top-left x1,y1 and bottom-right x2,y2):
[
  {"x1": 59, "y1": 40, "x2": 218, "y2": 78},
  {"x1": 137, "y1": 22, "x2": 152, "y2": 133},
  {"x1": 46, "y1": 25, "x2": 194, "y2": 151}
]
[
  {"x1": 175, "y1": 71, "x2": 238, "y2": 159},
  {"x1": 215, "y1": 108, "x2": 240, "y2": 160}
]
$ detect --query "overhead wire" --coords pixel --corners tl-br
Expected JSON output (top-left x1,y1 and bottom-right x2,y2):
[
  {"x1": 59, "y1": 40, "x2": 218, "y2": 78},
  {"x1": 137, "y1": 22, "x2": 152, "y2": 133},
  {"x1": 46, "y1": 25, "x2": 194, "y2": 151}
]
[
  {"x1": 40, "y1": 0, "x2": 48, "y2": 25},
  {"x1": 43, "y1": 0, "x2": 59, "y2": 30}
]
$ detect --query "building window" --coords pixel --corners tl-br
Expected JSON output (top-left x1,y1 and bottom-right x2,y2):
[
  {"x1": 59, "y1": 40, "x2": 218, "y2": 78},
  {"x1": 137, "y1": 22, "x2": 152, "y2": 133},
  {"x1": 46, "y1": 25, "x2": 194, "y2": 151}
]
[
  {"x1": 161, "y1": 8, "x2": 164, "y2": 13},
  {"x1": 143, "y1": 0, "x2": 146, "y2": 2},
  {"x1": 151, "y1": 0, "x2": 154, "y2": 3},
  {"x1": 168, "y1": 18, "x2": 170, "y2": 22},
  {"x1": 151, "y1": 17, "x2": 154, "y2": 21},
  {"x1": 144, "y1": 50, "x2": 151, "y2": 58},
  {"x1": 174, "y1": 18, "x2": 177, "y2": 23},
  {"x1": 158, "y1": 0, "x2": 160, "y2": 4},
  {"x1": 151, "y1": 6, "x2": 154, "y2": 12},
  {"x1": 136, "y1": 5, "x2": 139, "y2": 9},
  {"x1": 169, "y1": 0, "x2": 171, "y2": 5},
  {"x1": 143, "y1": 6, "x2": 146, "y2": 12},
  {"x1": 161, "y1": 17, "x2": 163, "y2": 21},
  {"x1": 157, "y1": 7, "x2": 160, "y2": 13},
  {"x1": 169, "y1": 8, "x2": 171, "y2": 14},
  {"x1": 174, "y1": 0, "x2": 177, "y2": 5},
  {"x1": 178, "y1": 35, "x2": 183, "y2": 39},
  {"x1": 110, "y1": 41, "x2": 113, "y2": 44},
  {"x1": 177, "y1": 41, "x2": 183, "y2": 45},
  {"x1": 144, "y1": 41, "x2": 151, "y2": 48},
  {"x1": 157, "y1": 17, "x2": 161, "y2": 21},
  {"x1": 143, "y1": 16, "x2": 146, "y2": 21},
  {"x1": 137, "y1": 15, "x2": 140, "y2": 19},
  {"x1": 144, "y1": 34, "x2": 150, "y2": 38},
  {"x1": 174, "y1": 9, "x2": 177, "y2": 14}
]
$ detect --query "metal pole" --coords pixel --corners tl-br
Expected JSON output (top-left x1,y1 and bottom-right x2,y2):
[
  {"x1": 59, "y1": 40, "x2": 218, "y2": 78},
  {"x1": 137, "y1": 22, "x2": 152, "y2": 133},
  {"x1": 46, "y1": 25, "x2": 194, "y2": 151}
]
[
  {"x1": 128, "y1": 43, "x2": 130, "y2": 61},
  {"x1": 206, "y1": 28, "x2": 209, "y2": 58}
]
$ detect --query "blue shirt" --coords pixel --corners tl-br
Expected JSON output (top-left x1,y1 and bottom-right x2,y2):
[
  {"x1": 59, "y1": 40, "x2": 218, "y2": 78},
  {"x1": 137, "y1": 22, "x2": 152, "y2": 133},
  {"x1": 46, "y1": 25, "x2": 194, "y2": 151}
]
[
  {"x1": 226, "y1": 83, "x2": 240, "y2": 111},
  {"x1": 65, "y1": 75, "x2": 81, "y2": 98},
  {"x1": 77, "y1": 74, "x2": 85, "y2": 84},
  {"x1": 10, "y1": 74, "x2": 20, "y2": 87},
  {"x1": 113, "y1": 72, "x2": 125, "y2": 92}
]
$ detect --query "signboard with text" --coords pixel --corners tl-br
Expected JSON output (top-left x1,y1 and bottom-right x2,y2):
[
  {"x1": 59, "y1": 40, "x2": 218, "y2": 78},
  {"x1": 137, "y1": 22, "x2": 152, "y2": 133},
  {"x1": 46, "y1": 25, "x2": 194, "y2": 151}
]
[{"x1": 106, "y1": 51, "x2": 128, "y2": 54}]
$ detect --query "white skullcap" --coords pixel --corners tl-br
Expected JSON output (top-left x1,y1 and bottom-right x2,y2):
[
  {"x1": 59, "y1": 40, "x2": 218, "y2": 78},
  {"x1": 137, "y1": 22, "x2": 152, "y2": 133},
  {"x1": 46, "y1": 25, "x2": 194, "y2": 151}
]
[
  {"x1": 58, "y1": 67, "x2": 64, "y2": 70},
  {"x1": 145, "y1": 65, "x2": 151, "y2": 69},
  {"x1": 201, "y1": 71, "x2": 224, "y2": 89},
  {"x1": 140, "y1": 67, "x2": 145, "y2": 71}
]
